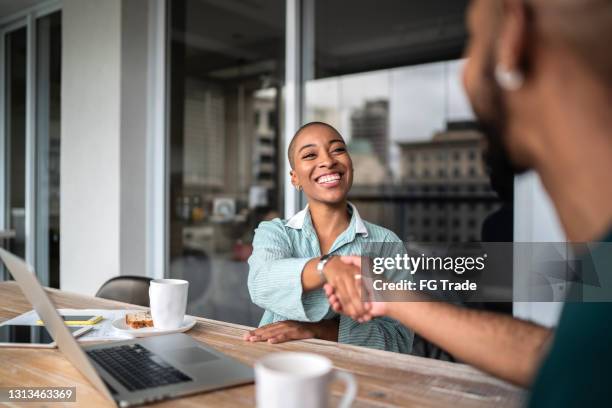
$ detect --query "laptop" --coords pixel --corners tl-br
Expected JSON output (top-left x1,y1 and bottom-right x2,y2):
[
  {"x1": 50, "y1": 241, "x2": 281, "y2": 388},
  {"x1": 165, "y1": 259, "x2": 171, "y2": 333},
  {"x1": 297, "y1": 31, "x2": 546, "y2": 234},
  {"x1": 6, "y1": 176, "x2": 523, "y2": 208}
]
[{"x1": 0, "y1": 248, "x2": 254, "y2": 407}]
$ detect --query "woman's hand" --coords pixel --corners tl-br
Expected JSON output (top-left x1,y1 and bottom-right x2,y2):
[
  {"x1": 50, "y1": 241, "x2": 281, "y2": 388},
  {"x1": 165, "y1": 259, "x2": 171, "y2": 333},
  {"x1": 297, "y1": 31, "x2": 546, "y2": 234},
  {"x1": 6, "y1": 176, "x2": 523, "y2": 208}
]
[
  {"x1": 324, "y1": 256, "x2": 388, "y2": 321},
  {"x1": 321, "y1": 256, "x2": 368, "y2": 319},
  {"x1": 243, "y1": 319, "x2": 339, "y2": 344}
]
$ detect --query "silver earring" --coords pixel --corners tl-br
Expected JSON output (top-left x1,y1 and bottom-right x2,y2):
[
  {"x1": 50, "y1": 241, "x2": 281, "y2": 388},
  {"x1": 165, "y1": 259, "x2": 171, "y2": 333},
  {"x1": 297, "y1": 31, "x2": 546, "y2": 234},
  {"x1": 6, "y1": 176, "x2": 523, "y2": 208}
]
[
  {"x1": 295, "y1": 185, "x2": 302, "y2": 191},
  {"x1": 495, "y1": 64, "x2": 524, "y2": 91}
]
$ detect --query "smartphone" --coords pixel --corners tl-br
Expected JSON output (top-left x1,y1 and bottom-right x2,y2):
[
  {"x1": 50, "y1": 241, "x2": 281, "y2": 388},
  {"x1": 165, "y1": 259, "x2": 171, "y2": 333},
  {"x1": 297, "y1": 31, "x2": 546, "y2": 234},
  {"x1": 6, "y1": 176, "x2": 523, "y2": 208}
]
[
  {"x1": 0, "y1": 324, "x2": 92, "y2": 348},
  {"x1": 36, "y1": 315, "x2": 103, "y2": 326}
]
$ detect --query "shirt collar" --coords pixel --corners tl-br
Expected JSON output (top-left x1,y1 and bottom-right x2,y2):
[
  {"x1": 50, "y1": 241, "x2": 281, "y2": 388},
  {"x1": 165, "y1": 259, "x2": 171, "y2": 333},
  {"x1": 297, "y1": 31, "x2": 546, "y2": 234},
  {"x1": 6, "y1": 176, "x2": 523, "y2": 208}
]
[{"x1": 285, "y1": 202, "x2": 369, "y2": 237}]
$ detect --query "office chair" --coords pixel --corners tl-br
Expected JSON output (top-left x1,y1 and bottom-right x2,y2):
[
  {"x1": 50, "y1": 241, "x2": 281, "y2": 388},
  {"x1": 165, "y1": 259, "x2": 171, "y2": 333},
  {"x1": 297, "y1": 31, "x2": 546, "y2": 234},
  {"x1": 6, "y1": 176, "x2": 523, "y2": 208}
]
[{"x1": 95, "y1": 276, "x2": 152, "y2": 307}]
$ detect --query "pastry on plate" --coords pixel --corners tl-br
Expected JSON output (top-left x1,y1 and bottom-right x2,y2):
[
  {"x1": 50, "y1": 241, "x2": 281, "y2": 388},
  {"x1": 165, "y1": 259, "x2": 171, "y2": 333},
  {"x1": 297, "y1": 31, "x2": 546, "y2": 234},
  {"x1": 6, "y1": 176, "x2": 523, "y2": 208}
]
[{"x1": 125, "y1": 311, "x2": 153, "y2": 329}]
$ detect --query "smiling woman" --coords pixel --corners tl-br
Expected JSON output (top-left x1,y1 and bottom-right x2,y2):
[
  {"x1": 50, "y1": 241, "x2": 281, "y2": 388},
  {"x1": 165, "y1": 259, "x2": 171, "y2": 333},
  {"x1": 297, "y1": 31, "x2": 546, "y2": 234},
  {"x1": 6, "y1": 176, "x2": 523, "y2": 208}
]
[
  {"x1": 245, "y1": 122, "x2": 414, "y2": 354},
  {"x1": 289, "y1": 122, "x2": 353, "y2": 207}
]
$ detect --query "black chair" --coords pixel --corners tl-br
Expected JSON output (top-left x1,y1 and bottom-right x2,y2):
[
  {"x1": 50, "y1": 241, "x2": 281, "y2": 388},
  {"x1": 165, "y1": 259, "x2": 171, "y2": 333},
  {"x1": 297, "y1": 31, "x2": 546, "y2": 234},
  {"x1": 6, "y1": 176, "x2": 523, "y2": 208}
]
[{"x1": 95, "y1": 276, "x2": 152, "y2": 307}]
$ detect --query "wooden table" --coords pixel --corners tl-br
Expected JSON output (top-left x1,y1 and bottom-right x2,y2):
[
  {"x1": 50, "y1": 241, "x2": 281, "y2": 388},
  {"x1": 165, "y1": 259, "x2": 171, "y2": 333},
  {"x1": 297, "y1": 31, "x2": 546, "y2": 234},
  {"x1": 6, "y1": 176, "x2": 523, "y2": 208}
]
[{"x1": 0, "y1": 282, "x2": 525, "y2": 407}]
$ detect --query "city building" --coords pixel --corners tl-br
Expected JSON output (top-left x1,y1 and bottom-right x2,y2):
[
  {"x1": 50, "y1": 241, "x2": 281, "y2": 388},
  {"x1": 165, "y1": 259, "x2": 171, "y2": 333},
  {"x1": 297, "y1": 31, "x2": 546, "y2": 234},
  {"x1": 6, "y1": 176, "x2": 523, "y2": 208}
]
[
  {"x1": 350, "y1": 100, "x2": 390, "y2": 174},
  {"x1": 397, "y1": 121, "x2": 497, "y2": 242}
]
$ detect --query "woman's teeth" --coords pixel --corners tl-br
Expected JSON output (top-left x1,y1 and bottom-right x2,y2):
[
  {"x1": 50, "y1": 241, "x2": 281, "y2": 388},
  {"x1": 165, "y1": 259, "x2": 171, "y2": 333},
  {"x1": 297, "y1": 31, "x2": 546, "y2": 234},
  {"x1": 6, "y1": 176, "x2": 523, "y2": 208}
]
[{"x1": 317, "y1": 173, "x2": 341, "y2": 184}]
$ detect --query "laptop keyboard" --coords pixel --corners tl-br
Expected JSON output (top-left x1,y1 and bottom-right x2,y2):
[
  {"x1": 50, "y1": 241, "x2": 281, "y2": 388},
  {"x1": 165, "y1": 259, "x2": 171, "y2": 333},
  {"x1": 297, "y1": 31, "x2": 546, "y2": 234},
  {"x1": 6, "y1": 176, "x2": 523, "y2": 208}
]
[{"x1": 87, "y1": 344, "x2": 193, "y2": 391}]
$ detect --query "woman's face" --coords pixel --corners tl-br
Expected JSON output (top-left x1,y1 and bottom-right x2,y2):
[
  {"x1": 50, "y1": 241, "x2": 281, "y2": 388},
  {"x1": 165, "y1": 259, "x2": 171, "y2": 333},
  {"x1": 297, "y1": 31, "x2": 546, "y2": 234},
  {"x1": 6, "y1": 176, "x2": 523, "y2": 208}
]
[{"x1": 290, "y1": 125, "x2": 353, "y2": 206}]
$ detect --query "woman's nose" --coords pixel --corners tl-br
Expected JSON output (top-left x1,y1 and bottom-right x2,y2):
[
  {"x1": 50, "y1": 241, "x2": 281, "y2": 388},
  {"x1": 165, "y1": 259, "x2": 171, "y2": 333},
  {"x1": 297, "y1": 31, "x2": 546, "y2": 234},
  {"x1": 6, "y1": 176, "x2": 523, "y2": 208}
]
[{"x1": 318, "y1": 151, "x2": 336, "y2": 168}]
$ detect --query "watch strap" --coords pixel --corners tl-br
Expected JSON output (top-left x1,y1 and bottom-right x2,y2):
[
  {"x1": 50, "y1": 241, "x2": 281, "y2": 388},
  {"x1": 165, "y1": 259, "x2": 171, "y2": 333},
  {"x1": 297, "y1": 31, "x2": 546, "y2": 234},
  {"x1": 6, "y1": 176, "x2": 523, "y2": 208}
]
[{"x1": 316, "y1": 254, "x2": 333, "y2": 283}]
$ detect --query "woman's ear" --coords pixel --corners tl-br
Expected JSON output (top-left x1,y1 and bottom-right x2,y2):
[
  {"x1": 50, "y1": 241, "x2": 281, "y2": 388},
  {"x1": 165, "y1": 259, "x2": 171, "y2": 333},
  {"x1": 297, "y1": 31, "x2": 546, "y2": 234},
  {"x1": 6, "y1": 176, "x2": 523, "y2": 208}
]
[{"x1": 290, "y1": 169, "x2": 299, "y2": 188}]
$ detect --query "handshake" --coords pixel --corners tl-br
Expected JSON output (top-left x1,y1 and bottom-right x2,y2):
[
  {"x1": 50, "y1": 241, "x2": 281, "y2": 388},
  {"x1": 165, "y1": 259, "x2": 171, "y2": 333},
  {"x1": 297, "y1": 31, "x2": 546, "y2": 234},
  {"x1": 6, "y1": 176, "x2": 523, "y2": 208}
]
[
  {"x1": 320, "y1": 255, "x2": 388, "y2": 323},
  {"x1": 244, "y1": 255, "x2": 392, "y2": 344}
]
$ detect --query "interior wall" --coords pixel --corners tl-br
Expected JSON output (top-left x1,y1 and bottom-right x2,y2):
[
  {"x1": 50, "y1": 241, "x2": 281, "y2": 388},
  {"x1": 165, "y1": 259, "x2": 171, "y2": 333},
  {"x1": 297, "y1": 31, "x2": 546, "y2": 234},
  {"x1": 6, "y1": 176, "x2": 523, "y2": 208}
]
[
  {"x1": 120, "y1": 0, "x2": 149, "y2": 278},
  {"x1": 61, "y1": 0, "x2": 122, "y2": 295}
]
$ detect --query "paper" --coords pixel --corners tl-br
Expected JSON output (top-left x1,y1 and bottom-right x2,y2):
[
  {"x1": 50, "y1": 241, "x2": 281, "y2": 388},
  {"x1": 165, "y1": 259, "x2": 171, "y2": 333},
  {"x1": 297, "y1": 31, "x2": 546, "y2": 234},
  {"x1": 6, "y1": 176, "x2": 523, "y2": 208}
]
[{"x1": 1, "y1": 309, "x2": 140, "y2": 342}]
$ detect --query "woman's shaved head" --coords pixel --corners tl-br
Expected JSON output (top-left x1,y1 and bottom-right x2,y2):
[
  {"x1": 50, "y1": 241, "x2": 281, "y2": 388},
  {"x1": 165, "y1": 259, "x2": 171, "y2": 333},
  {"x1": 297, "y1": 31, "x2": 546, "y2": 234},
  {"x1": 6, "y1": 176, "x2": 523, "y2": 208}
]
[{"x1": 287, "y1": 122, "x2": 344, "y2": 169}]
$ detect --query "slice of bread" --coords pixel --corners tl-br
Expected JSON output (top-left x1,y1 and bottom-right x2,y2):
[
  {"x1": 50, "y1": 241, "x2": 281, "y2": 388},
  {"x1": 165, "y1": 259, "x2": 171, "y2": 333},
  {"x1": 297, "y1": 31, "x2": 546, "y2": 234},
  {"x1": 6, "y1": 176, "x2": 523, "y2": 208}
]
[{"x1": 125, "y1": 311, "x2": 153, "y2": 329}]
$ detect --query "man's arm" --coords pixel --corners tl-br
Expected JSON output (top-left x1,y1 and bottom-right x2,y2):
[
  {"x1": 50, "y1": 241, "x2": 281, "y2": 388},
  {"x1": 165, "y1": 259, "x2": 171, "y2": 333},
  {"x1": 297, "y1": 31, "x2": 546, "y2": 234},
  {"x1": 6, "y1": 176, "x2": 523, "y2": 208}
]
[
  {"x1": 383, "y1": 301, "x2": 552, "y2": 387},
  {"x1": 326, "y1": 256, "x2": 553, "y2": 387}
]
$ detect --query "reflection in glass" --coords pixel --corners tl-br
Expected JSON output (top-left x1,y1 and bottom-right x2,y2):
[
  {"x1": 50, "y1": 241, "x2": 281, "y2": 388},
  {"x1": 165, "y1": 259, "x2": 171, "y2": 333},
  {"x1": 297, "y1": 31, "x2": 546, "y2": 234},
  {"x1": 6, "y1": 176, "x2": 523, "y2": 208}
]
[
  {"x1": 36, "y1": 11, "x2": 62, "y2": 288},
  {"x1": 5, "y1": 28, "x2": 27, "y2": 261},
  {"x1": 304, "y1": 0, "x2": 511, "y2": 246},
  {"x1": 304, "y1": 0, "x2": 513, "y2": 357},
  {"x1": 168, "y1": 0, "x2": 285, "y2": 326}
]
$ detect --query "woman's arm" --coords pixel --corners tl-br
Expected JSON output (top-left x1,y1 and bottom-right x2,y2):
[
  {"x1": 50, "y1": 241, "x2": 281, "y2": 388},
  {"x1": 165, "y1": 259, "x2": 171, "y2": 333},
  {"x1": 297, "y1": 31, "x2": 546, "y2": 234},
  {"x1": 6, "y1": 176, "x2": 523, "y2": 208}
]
[
  {"x1": 244, "y1": 318, "x2": 340, "y2": 343},
  {"x1": 247, "y1": 220, "x2": 329, "y2": 321}
]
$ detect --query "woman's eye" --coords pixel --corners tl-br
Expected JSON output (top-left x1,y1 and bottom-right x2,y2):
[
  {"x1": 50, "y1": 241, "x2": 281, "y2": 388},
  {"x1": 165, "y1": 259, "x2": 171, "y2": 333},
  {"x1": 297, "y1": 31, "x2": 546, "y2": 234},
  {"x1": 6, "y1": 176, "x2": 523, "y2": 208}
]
[
  {"x1": 333, "y1": 147, "x2": 346, "y2": 153},
  {"x1": 302, "y1": 153, "x2": 315, "y2": 159}
]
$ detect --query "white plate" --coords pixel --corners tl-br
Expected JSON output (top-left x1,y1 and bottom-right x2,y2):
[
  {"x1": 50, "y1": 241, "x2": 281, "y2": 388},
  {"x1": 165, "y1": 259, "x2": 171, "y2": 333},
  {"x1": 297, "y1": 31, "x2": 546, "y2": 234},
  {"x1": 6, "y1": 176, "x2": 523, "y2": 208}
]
[{"x1": 111, "y1": 316, "x2": 197, "y2": 337}]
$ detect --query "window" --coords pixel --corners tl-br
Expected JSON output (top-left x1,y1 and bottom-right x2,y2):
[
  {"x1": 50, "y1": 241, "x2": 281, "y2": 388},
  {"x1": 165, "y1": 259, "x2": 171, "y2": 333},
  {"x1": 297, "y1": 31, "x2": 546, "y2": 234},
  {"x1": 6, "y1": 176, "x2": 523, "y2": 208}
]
[
  {"x1": 35, "y1": 12, "x2": 62, "y2": 288},
  {"x1": 167, "y1": 0, "x2": 285, "y2": 326},
  {"x1": 4, "y1": 28, "x2": 27, "y2": 262},
  {"x1": 1, "y1": 10, "x2": 61, "y2": 286}
]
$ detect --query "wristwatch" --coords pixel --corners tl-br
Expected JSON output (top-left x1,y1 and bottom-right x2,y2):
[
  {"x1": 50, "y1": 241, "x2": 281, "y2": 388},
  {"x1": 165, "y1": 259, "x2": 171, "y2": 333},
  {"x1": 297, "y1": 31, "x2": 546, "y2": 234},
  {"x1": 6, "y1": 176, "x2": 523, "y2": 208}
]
[{"x1": 316, "y1": 254, "x2": 333, "y2": 284}]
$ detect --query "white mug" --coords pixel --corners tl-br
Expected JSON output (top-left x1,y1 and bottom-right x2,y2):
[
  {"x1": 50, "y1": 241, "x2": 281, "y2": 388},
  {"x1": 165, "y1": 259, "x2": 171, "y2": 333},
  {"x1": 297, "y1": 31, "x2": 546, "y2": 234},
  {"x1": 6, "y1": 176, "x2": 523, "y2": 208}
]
[
  {"x1": 255, "y1": 352, "x2": 357, "y2": 408},
  {"x1": 148, "y1": 279, "x2": 189, "y2": 329}
]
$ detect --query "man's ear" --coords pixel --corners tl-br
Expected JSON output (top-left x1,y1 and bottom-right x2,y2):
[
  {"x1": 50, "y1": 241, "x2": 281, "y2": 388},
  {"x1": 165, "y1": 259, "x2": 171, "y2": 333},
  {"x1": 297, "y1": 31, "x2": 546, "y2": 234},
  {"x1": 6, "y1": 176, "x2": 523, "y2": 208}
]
[{"x1": 497, "y1": 0, "x2": 529, "y2": 74}]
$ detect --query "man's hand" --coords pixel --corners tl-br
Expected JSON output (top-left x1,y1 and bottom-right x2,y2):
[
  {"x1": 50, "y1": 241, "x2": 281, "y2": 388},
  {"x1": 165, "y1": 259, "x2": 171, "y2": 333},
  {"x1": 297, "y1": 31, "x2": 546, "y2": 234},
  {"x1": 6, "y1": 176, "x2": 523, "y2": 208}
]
[
  {"x1": 321, "y1": 256, "x2": 368, "y2": 319},
  {"x1": 243, "y1": 319, "x2": 339, "y2": 344}
]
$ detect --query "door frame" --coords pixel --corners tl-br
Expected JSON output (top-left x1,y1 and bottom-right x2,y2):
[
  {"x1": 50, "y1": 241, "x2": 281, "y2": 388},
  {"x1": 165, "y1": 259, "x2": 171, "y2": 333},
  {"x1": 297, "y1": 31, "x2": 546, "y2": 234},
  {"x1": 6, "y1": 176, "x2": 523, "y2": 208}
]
[{"x1": 0, "y1": 0, "x2": 61, "y2": 283}]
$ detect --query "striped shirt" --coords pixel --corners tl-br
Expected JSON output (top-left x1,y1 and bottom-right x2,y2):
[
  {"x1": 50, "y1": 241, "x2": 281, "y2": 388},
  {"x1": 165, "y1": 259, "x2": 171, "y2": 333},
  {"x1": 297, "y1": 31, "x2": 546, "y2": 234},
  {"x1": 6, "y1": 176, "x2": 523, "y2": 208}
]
[{"x1": 247, "y1": 203, "x2": 413, "y2": 354}]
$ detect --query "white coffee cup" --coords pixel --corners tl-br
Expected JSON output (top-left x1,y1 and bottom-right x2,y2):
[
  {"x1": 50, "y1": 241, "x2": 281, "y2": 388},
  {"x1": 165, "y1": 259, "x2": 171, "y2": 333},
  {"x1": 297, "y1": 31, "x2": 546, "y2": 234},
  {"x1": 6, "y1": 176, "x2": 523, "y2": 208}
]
[
  {"x1": 149, "y1": 279, "x2": 189, "y2": 329},
  {"x1": 255, "y1": 352, "x2": 357, "y2": 408}
]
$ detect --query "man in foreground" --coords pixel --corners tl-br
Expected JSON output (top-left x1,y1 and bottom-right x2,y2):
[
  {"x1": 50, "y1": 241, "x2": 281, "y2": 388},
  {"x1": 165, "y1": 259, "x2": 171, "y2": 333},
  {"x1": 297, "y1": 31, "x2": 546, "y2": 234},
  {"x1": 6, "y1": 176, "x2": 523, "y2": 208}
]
[{"x1": 326, "y1": 0, "x2": 612, "y2": 405}]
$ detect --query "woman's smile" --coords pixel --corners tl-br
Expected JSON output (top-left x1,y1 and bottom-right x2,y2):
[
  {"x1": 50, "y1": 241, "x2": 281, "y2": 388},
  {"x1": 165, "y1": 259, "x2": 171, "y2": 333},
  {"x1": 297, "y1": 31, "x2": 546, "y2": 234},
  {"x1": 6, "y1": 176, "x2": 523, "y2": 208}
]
[{"x1": 315, "y1": 172, "x2": 343, "y2": 188}]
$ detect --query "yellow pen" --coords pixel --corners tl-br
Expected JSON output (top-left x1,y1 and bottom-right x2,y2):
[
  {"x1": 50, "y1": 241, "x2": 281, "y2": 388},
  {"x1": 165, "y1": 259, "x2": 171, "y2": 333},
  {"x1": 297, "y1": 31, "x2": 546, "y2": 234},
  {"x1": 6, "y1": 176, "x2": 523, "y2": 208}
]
[{"x1": 36, "y1": 315, "x2": 103, "y2": 326}]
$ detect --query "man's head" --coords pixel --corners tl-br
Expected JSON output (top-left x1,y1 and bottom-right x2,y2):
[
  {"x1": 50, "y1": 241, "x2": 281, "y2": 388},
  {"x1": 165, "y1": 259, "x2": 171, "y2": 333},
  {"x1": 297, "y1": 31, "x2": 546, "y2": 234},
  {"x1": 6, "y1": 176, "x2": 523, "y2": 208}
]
[{"x1": 463, "y1": 0, "x2": 612, "y2": 174}]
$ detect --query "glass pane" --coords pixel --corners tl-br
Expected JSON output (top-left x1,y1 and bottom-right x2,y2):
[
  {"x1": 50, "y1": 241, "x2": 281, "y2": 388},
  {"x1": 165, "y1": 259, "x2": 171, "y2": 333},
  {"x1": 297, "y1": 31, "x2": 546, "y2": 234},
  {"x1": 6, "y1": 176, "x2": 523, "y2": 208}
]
[
  {"x1": 5, "y1": 28, "x2": 27, "y2": 261},
  {"x1": 36, "y1": 11, "x2": 62, "y2": 288},
  {"x1": 304, "y1": 0, "x2": 512, "y2": 246},
  {"x1": 168, "y1": 0, "x2": 285, "y2": 326},
  {"x1": 304, "y1": 0, "x2": 513, "y2": 356}
]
